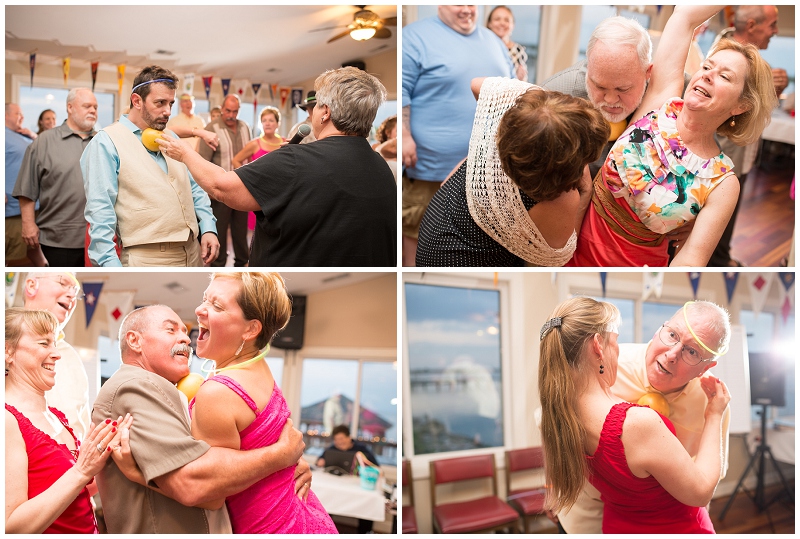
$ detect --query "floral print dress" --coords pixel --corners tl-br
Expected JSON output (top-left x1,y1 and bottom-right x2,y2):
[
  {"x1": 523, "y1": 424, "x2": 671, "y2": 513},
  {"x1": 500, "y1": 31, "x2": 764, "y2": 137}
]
[{"x1": 569, "y1": 97, "x2": 735, "y2": 267}]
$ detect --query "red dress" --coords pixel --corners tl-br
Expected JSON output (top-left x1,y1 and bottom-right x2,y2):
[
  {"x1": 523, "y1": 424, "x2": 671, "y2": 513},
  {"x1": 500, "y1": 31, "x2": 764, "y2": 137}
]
[
  {"x1": 5, "y1": 404, "x2": 97, "y2": 534},
  {"x1": 586, "y1": 402, "x2": 715, "y2": 534}
]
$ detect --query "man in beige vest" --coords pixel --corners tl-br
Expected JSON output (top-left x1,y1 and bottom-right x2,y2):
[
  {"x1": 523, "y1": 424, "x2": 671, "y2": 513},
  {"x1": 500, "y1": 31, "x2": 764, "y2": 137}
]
[{"x1": 81, "y1": 65, "x2": 219, "y2": 267}]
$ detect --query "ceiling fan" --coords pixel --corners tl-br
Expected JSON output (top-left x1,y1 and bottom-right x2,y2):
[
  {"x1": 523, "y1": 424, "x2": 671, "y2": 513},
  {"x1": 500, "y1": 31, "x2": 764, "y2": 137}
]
[{"x1": 312, "y1": 7, "x2": 397, "y2": 43}]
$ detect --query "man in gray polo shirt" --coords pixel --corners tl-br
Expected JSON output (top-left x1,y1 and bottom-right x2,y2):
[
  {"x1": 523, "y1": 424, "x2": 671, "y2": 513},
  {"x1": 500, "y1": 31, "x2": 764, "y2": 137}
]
[{"x1": 13, "y1": 88, "x2": 98, "y2": 267}]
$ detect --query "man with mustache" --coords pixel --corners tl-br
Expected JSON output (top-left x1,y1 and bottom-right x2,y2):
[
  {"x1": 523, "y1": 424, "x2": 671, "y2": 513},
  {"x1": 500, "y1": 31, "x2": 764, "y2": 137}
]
[
  {"x1": 93, "y1": 305, "x2": 310, "y2": 533},
  {"x1": 81, "y1": 65, "x2": 219, "y2": 267},
  {"x1": 13, "y1": 88, "x2": 98, "y2": 266}
]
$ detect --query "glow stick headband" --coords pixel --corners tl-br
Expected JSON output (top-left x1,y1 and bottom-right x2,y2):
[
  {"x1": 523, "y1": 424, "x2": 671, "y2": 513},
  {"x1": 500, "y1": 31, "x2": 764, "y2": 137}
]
[
  {"x1": 131, "y1": 78, "x2": 175, "y2": 93},
  {"x1": 682, "y1": 301, "x2": 728, "y2": 357}
]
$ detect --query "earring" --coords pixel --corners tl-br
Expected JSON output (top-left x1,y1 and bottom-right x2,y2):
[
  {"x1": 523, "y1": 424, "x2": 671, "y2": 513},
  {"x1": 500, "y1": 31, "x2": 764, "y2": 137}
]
[
  {"x1": 730, "y1": 117, "x2": 736, "y2": 127},
  {"x1": 599, "y1": 363, "x2": 605, "y2": 375},
  {"x1": 235, "y1": 341, "x2": 245, "y2": 356}
]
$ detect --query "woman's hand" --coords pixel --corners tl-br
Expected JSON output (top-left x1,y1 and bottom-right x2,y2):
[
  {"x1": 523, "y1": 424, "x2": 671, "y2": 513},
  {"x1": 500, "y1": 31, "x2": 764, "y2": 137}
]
[
  {"x1": 73, "y1": 416, "x2": 123, "y2": 482},
  {"x1": 156, "y1": 132, "x2": 193, "y2": 163},
  {"x1": 294, "y1": 458, "x2": 312, "y2": 502},
  {"x1": 197, "y1": 129, "x2": 219, "y2": 151},
  {"x1": 700, "y1": 376, "x2": 730, "y2": 419}
]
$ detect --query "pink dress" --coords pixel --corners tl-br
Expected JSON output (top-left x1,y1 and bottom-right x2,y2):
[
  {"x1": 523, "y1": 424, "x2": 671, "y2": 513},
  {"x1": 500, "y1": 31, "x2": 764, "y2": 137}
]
[
  {"x1": 587, "y1": 402, "x2": 715, "y2": 533},
  {"x1": 189, "y1": 376, "x2": 337, "y2": 534}
]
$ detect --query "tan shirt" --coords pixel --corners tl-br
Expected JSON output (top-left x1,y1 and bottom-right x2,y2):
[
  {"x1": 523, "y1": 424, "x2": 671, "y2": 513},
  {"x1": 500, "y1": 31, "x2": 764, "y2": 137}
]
[
  {"x1": 167, "y1": 112, "x2": 206, "y2": 151},
  {"x1": 92, "y1": 365, "x2": 231, "y2": 533},
  {"x1": 558, "y1": 341, "x2": 731, "y2": 534}
]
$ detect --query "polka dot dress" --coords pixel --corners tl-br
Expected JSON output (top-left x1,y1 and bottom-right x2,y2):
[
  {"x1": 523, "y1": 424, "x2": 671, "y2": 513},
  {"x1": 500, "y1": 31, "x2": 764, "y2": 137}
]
[{"x1": 416, "y1": 162, "x2": 536, "y2": 267}]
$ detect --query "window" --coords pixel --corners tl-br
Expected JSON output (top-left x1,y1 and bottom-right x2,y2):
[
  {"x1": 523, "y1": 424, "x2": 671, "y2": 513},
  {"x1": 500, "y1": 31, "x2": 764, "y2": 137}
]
[
  {"x1": 643, "y1": 301, "x2": 684, "y2": 341},
  {"x1": 757, "y1": 35, "x2": 795, "y2": 96},
  {"x1": 299, "y1": 357, "x2": 397, "y2": 466},
  {"x1": 740, "y1": 310, "x2": 795, "y2": 420},
  {"x1": 577, "y1": 5, "x2": 617, "y2": 62},
  {"x1": 589, "y1": 296, "x2": 635, "y2": 342},
  {"x1": 19, "y1": 86, "x2": 116, "y2": 133},
  {"x1": 405, "y1": 282, "x2": 505, "y2": 456}
]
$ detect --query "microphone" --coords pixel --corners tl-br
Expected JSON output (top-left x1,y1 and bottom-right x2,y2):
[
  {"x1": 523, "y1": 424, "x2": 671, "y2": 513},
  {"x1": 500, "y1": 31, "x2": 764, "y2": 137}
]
[{"x1": 288, "y1": 124, "x2": 311, "y2": 144}]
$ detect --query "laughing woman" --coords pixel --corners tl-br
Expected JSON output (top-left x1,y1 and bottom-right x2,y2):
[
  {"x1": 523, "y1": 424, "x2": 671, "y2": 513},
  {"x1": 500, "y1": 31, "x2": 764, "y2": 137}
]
[
  {"x1": 568, "y1": 5, "x2": 777, "y2": 266},
  {"x1": 5, "y1": 308, "x2": 125, "y2": 533},
  {"x1": 189, "y1": 272, "x2": 337, "y2": 534}
]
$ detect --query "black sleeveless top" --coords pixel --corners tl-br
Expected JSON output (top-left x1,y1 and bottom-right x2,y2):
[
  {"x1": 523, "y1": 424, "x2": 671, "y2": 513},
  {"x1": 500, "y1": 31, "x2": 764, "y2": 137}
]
[{"x1": 416, "y1": 162, "x2": 537, "y2": 267}]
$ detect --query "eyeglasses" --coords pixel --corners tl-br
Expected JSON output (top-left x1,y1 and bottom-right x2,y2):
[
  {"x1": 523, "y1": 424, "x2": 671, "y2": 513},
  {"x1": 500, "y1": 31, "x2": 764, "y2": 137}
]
[
  {"x1": 658, "y1": 323, "x2": 713, "y2": 366},
  {"x1": 39, "y1": 275, "x2": 84, "y2": 301}
]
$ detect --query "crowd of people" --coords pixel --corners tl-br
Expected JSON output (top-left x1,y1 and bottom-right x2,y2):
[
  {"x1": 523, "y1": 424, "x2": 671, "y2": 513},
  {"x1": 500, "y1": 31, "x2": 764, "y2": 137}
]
[
  {"x1": 5, "y1": 271, "x2": 340, "y2": 533},
  {"x1": 406, "y1": 5, "x2": 787, "y2": 267},
  {"x1": 6, "y1": 65, "x2": 397, "y2": 268}
]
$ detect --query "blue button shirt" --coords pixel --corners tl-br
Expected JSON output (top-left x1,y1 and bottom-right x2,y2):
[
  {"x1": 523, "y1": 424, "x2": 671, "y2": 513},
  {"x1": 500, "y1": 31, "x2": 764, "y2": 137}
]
[
  {"x1": 80, "y1": 115, "x2": 217, "y2": 267},
  {"x1": 5, "y1": 127, "x2": 34, "y2": 217}
]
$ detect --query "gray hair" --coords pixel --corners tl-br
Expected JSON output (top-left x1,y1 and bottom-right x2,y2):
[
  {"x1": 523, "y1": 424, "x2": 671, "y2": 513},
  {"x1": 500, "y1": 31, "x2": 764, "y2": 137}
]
[
  {"x1": 733, "y1": 5, "x2": 769, "y2": 33},
  {"x1": 118, "y1": 305, "x2": 166, "y2": 358},
  {"x1": 587, "y1": 16, "x2": 652, "y2": 70},
  {"x1": 66, "y1": 87, "x2": 92, "y2": 105},
  {"x1": 314, "y1": 67, "x2": 386, "y2": 137},
  {"x1": 679, "y1": 301, "x2": 732, "y2": 355}
]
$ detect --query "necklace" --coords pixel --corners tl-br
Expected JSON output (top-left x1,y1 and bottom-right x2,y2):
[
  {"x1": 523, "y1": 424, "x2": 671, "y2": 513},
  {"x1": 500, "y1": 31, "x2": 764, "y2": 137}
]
[
  {"x1": 260, "y1": 135, "x2": 282, "y2": 146},
  {"x1": 201, "y1": 346, "x2": 270, "y2": 377}
]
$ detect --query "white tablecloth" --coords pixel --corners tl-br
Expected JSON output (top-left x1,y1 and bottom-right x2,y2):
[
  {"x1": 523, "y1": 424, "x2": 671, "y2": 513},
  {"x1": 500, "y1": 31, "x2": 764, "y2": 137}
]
[
  {"x1": 312, "y1": 470, "x2": 386, "y2": 521},
  {"x1": 761, "y1": 109, "x2": 795, "y2": 145}
]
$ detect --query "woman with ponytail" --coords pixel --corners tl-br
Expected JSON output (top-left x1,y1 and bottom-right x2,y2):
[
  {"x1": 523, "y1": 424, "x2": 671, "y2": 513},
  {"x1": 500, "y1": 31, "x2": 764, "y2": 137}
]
[{"x1": 538, "y1": 297, "x2": 730, "y2": 533}]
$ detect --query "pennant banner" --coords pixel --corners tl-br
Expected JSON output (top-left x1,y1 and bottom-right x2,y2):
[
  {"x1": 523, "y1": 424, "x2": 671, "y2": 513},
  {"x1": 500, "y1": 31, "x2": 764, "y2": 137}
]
[
  {"x1": 90, "y1": 61, "x2": 99, "y2": 92},
  {"x1": 221, "y1": 78, "x2": 231, "y2": 97},
  {"x1": 5, "y1": 272, "x2": 20, "y2": 308},
  {"x1": 688, "y1": 272, "x2": 701, "y2": 299},
  {"x1": 104, "y1": 291, "x2": 136, "y2": 341},
  {"x1": 82, "y1": 282, "x2": 104, "y2": 328},
  {"x1": 279, "y1": 87, "x2": 290, "y2": 108},
  {"x1": 29, "y1": 53, "x2": 36, "y2": 88},
  {"x1": 746, "y1": 273, "x2": 774, "y2": 319},
  {"x1": 270, "y1": 83, "x2": 277, "y2": 101},
  {"x1": 202, "y1": 76, "x2": 213, "y2": 100},
  {"x1": 117, "y1": 64, "x2": 126, "y2": 94},
  {"x1": 778, "y1": 272, "x2": 794, "y2": 326},
  {"x1": 642, "y1": 272, "x2": 664, "y2": 301},
  {"x1": 183, "y1": 73, "x2": 195, "y2": 96},
  {"x1": 235, "y1": 79, "x2": 248, "y2": 98},
  {"x1": 600, "y1": 272, "x2": 607, "y2": 297},
  {"x1": 62, "y1": 57, "x2": 70, "y2": 87},
  {"x1": 723, "y1": 272, "x2": 739, "y2": 305}
]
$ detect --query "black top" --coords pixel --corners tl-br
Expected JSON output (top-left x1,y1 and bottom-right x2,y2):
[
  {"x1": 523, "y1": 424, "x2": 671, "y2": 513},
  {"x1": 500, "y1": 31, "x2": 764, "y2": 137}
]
[
  {"x1": 416, "y1": 161, "x2": 536, "y2": 266},
  {"x1": 320, "y1": 441, "x2": 379, "y2": 468},
  {"x1": 235, "y1": 136, "x2": 396, "y2": 267}
]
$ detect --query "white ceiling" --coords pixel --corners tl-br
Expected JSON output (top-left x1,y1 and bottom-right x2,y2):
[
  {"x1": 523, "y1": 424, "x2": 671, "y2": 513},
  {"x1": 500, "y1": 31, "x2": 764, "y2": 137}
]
[
  {"x1": 72, "y1": 271, "x2": 389, "y2": 321},
  {"x1": 5, "y1": 5, "x2": 397, "y2": 86}
]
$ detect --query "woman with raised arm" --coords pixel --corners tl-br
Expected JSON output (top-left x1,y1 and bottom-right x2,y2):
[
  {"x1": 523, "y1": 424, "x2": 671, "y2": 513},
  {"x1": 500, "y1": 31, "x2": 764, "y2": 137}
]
[
  {"x1": 539, "y1": 297, "x2": 730, "y2": 532},
  {"x1": 568, "y1": 5, "x2": 777, "y2": 266}
]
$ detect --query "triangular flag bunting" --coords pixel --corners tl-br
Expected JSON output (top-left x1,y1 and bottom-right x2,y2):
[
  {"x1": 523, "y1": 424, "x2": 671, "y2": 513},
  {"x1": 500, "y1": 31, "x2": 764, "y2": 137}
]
[
  {"x1": 642, "y1": 272, "x2": 664, "y2": 301},
  {"x1": 746, "y1": 273, "x2": 774, "y2": 319},
  {"x1": 183, "y1": 73, "x2": 195, "y2": 96},
  {"x1": 600, "y1": 272, "x2": 607, "y2": 297},
  {"x1": 62, "y1": 57, "x2": 70, "y2": 87},
  {"x1": 723, "y1": 272, "x2": 738, "y2": 305},
  {"x1": 688, "y1": 272, "x2": 701, "y2": 299},
  {"x1": 91, "y1": 61, "x2": 99, "y2": 92},
  {"x1": 5, "y1": 272, "x2": 20, "y2": 308},
  {"x1": 221, "y1": 78, "x2": 231, "y2": 97},
  {"x1": 202, "y1": 76, "x2": 213, "y2": 100},
  {"x1": 83, "y1": 282, "x2": 104, "y2": 328},
  {"x1": 104, "y1": 291, "x2": 136, "y2": 340},
  {"x1": 29, "y1": 53, "x2": 36, "y2": 88}
]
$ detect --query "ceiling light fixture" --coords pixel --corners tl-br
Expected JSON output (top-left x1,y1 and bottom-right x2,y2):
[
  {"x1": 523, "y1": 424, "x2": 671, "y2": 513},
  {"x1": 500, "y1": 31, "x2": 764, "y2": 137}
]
[{"x1": 350, "y1": 27, "x2": 376, "y2": 41}]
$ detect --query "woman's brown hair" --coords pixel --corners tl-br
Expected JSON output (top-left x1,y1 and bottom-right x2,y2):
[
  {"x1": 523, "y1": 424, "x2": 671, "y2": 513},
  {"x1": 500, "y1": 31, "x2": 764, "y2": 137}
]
[
  {"x1": 538, "y1": 297, "x2": 620, "y2": 513},
  {"x1": 496, "y1": 90, "x2": 610, "y2": 201}
]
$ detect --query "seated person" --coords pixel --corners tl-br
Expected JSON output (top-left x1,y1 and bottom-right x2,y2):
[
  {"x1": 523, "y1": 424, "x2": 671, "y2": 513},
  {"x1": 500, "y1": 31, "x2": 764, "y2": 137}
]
[{"x1": 316, "y1": 425, "x2": 378, "y2": 468}]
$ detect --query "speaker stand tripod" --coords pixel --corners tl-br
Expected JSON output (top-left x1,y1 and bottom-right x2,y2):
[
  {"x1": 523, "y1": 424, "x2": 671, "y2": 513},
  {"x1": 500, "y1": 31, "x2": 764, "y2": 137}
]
[{"x1": 719, "y1": 404, "x2": 794, "y2": 520}]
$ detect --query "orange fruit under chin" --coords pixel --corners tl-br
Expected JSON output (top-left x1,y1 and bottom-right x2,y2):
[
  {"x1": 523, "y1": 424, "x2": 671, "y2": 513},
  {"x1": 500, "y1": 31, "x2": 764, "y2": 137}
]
[
  {"x1": 141, "y1": 128, "x2": 164, "y2": 152},
  {"x1": 176, "y1": 373, "x2": 204, "y2": 401},
  {"x1": 637, "y1": 392, "x2": 670, "y2": 417}
]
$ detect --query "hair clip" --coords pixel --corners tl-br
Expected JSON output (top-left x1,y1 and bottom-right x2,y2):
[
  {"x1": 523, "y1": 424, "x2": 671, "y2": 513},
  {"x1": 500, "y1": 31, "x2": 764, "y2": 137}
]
[{"x1": 540, "y1": 317, "x2": 562, "y2": 341}]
